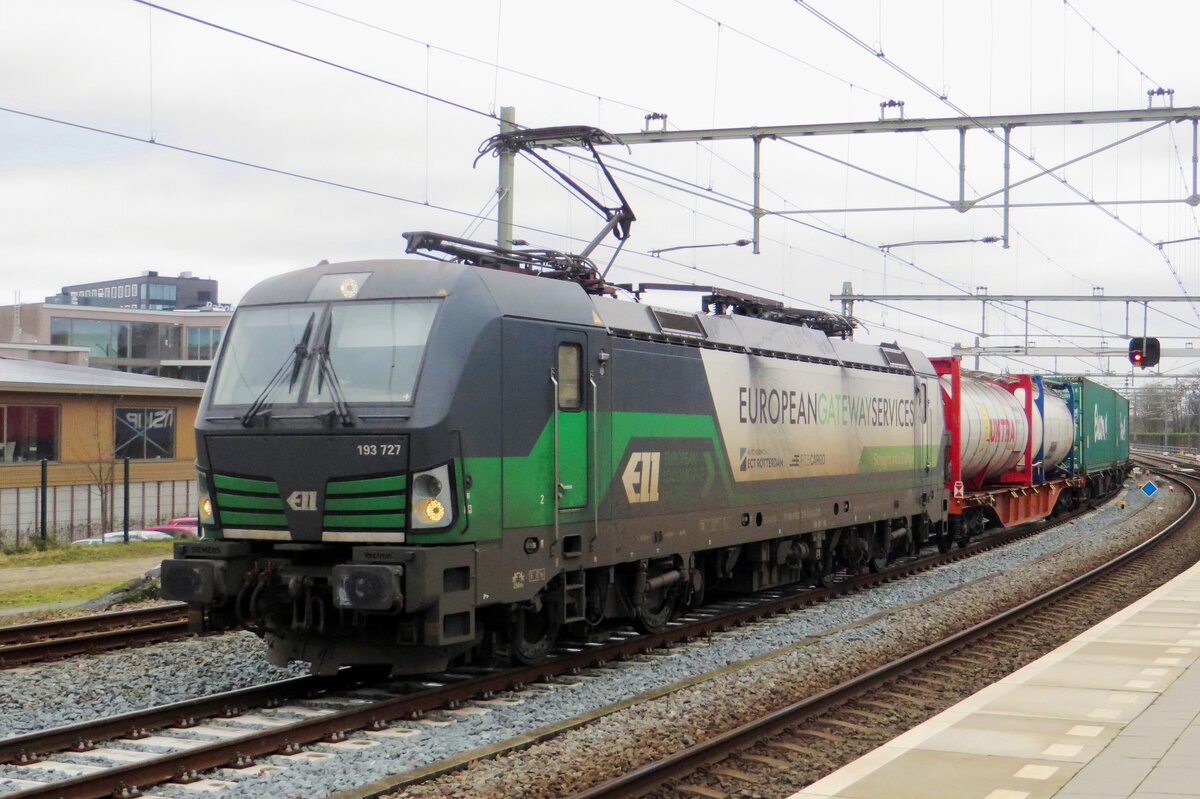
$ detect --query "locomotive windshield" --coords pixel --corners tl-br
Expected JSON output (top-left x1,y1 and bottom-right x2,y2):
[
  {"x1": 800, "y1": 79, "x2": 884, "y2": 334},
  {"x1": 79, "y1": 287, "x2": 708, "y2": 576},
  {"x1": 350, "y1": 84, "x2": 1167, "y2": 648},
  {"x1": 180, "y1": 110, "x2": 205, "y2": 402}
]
[
  {"x1": 210, "y1": 299, "x2": 440, "y2": 407},
  {"x1": 311, "y1": 300, "x2": 439, "y2": 404},
  {"x1": 210, "y1": 305, "x2": 316, "y2": 407}
]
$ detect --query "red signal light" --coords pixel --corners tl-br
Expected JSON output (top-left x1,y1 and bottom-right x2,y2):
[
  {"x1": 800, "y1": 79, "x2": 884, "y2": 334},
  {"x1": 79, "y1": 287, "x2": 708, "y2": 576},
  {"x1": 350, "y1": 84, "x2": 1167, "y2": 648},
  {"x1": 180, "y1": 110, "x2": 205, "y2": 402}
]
[{"x1": 1132, "y1": 350, "x2": 1144, "y2": 365}]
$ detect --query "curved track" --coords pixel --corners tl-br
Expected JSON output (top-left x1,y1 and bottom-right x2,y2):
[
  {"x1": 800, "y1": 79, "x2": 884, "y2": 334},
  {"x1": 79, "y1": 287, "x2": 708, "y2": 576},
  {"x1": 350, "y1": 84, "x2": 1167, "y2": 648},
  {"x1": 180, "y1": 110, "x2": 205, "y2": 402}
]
[{"x1": 563, "y1": 463, "x2": 1196, "y2": 799}]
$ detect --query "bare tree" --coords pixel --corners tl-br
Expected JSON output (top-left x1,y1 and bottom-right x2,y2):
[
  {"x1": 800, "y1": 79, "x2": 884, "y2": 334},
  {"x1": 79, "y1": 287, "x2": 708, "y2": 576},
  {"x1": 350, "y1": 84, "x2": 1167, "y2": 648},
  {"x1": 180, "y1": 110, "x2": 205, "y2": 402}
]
[{"x1": 79, "y1": 397, "x2": 116, "y2": 536}]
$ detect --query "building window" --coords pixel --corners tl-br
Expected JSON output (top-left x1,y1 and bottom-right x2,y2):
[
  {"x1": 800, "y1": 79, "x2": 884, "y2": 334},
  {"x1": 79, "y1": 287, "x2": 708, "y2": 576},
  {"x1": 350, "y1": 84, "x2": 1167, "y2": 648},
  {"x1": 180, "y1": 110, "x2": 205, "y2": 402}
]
[
  {"x1": 131, "y1": 322, "x2": 159, "y2": 359},
  {"x1": 1, "y1": 406, "x2": 59, "y2": 463},
  {"x1": 50, "y1": 317, "x2": 69, "y2": 346},
  {"x1": 147, "y1": 284, "x2": 178, "y2": 302},
  {"x1": 186, "y1": 326, "x2": 223, "y2": 359},
  {"x1": 50, "y1": 317, "x2": 130, "y2": 357},
  {"x1": 114, "y1": 407, "x2": 176, "y2": 460}
]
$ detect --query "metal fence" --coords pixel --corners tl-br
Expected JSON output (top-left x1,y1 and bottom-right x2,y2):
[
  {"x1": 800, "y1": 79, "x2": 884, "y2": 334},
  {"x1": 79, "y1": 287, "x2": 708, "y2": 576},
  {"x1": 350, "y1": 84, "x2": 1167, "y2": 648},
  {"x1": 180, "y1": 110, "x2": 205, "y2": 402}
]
[
  {"x1": 1131, "y1": 433, "x2": 1200, "y2": 451},
  {"x1": 0, "y1": 479, "x2": 194, "y2": 546},
  {"x1": 1131, "y1": 443, "x2": 1200, "y2": 457}
]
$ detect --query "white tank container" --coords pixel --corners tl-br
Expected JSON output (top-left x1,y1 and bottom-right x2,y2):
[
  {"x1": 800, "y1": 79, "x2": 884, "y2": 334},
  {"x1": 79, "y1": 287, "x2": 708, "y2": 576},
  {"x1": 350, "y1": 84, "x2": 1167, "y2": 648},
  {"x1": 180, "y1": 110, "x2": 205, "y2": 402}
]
[
  {"x1": 1041, "y1": 393, "x2": 1074, "y2": 471},
  {"x1": 1015, "y1": 385, "x2": 1074, "y2": 473},
  {"x1": 940, "y1": 375, "x2": 1029, "y2": 482}
]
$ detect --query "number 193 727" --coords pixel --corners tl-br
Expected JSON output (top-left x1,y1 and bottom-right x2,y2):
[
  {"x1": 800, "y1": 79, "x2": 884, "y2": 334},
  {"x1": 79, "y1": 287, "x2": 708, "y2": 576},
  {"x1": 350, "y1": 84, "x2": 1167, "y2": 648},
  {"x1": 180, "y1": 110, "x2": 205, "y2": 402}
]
[{"x1": 357, "y1": 444, "x2": 402, "y2": 456}]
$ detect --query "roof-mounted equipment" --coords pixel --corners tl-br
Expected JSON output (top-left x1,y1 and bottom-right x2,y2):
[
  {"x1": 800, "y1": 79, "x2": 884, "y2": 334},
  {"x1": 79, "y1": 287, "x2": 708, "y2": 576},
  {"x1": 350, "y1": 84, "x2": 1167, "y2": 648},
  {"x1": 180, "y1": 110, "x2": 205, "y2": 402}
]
[
  {"x1": 618, "y1": 282, "x2": 858, "y2": 339},
  {"x1": 402, "y1": 231, "x2": 609, "y2": 294},
  {"x1": 403, "y1": 126, "x2": 636, "y2": 295},
  {"x1": 476, "y1": 125, "x2": 635, "y2": 279}
]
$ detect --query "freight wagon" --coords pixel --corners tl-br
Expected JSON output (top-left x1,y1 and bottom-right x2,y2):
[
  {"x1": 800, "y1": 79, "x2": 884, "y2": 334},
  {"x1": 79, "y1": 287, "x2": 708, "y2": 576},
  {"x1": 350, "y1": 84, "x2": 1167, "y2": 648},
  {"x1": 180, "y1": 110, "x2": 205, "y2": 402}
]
[
  {"x1": 1057, "y1": 375, "x2": 1131, "y2": 493},
  {"x1": 933, "y1": 358, "x2": 1130, "y2": 545}
]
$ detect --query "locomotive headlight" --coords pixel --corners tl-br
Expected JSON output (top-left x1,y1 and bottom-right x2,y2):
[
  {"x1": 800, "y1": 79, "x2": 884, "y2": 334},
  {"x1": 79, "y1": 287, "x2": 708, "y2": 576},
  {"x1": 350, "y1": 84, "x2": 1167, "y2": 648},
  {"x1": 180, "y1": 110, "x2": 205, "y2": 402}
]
[
  {"x1": 418, "y1": 498, "x2": 445, "y2": 523},
  {"x1": 410, "y1": 463, "x2": 454, "y2": 530},
  {"x1": 197, "y1": 470, "x2": 216, "y2": 525},
  {"x1": 331, "y1": 565, "x2": 404, "y2": 611}
]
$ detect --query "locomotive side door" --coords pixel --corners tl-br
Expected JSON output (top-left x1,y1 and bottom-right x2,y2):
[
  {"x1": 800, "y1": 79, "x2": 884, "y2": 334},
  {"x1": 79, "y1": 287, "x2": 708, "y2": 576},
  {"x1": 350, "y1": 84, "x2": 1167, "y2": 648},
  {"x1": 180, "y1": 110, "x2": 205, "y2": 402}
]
[{"x1": 552, "y1": 332, "x2": 589, "y2": 514}]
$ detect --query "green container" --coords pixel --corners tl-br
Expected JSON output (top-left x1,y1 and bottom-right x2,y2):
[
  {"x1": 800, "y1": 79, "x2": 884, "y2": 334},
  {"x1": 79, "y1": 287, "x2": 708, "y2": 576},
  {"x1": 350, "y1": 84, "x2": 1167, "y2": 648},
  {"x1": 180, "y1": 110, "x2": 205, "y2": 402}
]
[{"x1": 1064, "y1": 377, "x2": 1129, "y2": 473}]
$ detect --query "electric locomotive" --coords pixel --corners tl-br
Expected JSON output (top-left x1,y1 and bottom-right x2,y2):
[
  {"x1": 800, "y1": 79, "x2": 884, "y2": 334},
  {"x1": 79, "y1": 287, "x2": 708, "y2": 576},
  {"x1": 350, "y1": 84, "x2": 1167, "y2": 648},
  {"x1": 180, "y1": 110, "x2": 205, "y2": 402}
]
[
  {"x1": 161, "y1": 124, "x2": 1126, "y2": 676},
  {"x1": 161, "y1": 238, "x2": 950, "y2": 674}
]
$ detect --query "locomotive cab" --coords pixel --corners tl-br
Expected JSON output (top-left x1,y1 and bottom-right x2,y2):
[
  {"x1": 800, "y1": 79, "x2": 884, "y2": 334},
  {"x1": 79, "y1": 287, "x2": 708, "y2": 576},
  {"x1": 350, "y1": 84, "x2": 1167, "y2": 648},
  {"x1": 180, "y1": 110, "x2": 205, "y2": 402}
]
[{"x1": 163, "y1": 259, "x2": 507, "y2": 674}]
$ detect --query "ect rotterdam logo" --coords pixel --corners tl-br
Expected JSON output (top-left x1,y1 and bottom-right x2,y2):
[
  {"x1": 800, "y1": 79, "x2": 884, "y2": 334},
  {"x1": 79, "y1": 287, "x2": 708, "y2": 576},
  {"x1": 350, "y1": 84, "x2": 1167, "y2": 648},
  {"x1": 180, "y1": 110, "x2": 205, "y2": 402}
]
[{"x1": 739, "y1": 447, "x2": 784, "y2": 472}]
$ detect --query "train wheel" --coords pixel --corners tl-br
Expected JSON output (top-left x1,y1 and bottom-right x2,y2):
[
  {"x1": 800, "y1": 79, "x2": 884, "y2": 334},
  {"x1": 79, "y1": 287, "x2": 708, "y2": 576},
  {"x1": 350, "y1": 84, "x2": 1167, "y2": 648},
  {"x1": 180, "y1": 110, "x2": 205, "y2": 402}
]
[
  {"x1": 939, "y1": 518, "x2": 960, "y2": 553},
  {"x1": 683, "y1": 565, "x2": 706, "y2": 611},
  {"x1": 813, "y1": 547, "x2": 837, "y2": 588},
  {"x1": 509, "y1": 603, "x2": 560, "y2": 665},
  {"x1": 636, "y1": 583, "x2": 680, "y2": 633},
  {"x1": 869, "y1": 528, "x2": 889, "y2": 573},
  {"x1": 958, "y1": 512, "x2": 981, "y2": 547}
]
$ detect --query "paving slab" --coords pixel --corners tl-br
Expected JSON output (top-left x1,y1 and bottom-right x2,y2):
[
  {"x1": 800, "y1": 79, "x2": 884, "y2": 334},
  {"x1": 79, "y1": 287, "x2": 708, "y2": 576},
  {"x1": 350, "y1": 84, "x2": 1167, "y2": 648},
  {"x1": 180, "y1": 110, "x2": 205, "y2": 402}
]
[{"x1": 787, "y1": 544, "x2": 1200, "y2": 799}]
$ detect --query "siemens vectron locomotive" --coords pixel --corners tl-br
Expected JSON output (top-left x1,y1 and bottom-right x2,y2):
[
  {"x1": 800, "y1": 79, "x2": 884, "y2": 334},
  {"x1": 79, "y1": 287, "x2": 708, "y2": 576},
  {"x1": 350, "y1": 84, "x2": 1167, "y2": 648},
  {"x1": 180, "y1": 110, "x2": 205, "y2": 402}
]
[
  {"x1": 161, "y1": 127, "x2": 1128, "y2": 675},
  {"x1": 161, "y1": 240, "x2": 1128, "y2": 675}
]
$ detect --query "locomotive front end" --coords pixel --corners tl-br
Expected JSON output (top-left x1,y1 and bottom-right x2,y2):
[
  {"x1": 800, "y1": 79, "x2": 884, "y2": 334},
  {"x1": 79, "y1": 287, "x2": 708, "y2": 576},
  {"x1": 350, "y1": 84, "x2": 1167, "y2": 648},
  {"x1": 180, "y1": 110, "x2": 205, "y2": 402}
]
[{"x1": 161, "y1": 260, "x2": 498, "y2": 674}]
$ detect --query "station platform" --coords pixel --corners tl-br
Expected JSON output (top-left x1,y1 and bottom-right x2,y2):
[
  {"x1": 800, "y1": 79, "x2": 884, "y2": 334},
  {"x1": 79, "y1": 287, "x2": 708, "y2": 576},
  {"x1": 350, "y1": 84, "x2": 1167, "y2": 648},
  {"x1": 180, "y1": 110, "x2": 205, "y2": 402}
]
[{"x1": 788, "y1": 556, "x2": 1200, "y2": 799}]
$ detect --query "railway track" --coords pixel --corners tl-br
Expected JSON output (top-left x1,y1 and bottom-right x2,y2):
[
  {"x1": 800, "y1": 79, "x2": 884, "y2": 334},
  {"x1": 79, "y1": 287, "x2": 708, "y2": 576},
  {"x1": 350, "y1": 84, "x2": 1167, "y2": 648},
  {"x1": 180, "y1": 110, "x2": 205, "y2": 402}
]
[
  {"x1": 0, "y1": 496, "x2": 1120, "y2": 799},
  {"x1": 0, "y1": 604, "x2": 191, "y2": 669},
  {"x1": 563, "y1": 462, "x2": 1196, "y2": 799}
]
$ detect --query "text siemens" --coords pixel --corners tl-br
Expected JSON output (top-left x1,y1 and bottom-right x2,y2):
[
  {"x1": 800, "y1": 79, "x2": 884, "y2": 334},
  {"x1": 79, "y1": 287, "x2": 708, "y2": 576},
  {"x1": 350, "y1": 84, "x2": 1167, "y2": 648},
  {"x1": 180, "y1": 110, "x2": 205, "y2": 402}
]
[{"x1": 738, "y1": 387, "x2": 916, "y2": 427}]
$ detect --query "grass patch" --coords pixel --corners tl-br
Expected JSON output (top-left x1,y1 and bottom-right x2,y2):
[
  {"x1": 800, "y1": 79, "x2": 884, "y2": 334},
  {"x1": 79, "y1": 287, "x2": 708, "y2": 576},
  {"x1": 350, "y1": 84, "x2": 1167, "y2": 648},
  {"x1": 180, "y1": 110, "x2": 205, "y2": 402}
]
[
  {"x1": 0, "y1": 579, "x2": 130, "y2": 610},
  {"x1": 0, "y1": 540, "x2": 174, "y2": 569}
]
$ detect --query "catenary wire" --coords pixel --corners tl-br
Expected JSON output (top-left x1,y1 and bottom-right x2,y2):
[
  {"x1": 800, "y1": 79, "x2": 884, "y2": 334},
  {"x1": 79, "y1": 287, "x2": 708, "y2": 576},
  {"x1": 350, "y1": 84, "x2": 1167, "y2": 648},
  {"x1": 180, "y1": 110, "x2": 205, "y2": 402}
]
[
  {"x1": 791, "y1": 0, "x2": 1199, "y2": 317},
  {"x1": 129, "y1": 0, "x2": 497, "y2": 121},
  {"x1": 47, "y1": 1, "x2": 1179, "y2": 368},
  {"x1": 129, "y1": 0, "x2": 1122, "y2": 355}
]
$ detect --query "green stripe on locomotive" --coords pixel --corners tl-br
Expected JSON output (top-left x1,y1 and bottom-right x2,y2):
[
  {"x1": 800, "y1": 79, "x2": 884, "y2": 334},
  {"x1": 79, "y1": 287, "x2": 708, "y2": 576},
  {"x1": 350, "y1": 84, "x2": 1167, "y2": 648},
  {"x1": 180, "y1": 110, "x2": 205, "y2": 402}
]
[{"x1": 408, "y1": 409, "x2": 940, "y2": 545}]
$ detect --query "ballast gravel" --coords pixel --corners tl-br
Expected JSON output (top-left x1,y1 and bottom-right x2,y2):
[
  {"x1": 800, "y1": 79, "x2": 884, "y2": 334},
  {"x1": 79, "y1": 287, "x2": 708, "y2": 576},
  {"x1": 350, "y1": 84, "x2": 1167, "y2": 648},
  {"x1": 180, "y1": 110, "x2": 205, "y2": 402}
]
[
  {"x1": 0, "y1": 475, "x2": 1183, "y2": 799},
  {"x1": 0, "y1": 633, "x2": 305, "y2": 738}
]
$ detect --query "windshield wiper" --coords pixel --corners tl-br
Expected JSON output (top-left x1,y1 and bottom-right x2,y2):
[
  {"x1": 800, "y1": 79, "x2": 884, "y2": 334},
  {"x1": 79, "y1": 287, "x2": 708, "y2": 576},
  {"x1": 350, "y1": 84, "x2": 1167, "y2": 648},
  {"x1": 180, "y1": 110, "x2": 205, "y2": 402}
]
[
  {"x1": 315, "y1": 327, "x2": 354, "y2": 427},
  {"x1": 240, "y1": 315, "x2": 315, "y2": 427}
]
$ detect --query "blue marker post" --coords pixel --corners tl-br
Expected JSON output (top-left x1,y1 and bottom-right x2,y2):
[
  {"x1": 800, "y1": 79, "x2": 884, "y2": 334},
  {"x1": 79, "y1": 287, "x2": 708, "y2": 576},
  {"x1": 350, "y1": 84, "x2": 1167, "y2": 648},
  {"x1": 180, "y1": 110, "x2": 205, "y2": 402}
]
[{"x1": 1142, "y1": 481, "x2": 1159, "y2": 498}]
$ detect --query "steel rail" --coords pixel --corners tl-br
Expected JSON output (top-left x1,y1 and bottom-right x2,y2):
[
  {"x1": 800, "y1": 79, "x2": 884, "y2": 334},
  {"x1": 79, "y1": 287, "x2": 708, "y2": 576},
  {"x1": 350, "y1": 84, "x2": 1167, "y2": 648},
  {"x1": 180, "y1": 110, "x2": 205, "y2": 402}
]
[
  {"x1": 0, "y1": 674, "x2": 363, "y2": 766},
  {"x1": 566, "y1": 466, "x2": 1196, "y2": 799},
  {"x1": 0, "y1": 604, "x2": 187, "y2": 646},
  {"x1": 0, "y1": 605, "x2": 191, "y2": 669},
  {"x1": 1, "y1": 497, "x2": 1111, "y2": 799}
]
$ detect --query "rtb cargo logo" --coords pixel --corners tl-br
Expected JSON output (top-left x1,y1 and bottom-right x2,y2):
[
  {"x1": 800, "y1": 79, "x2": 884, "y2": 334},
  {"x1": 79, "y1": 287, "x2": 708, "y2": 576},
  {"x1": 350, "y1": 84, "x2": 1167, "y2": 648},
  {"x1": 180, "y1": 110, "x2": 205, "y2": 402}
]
[
  {"x1": 739, "y1": 447, "x2": 784, "y2": 472},
  {"x1": 622, "y1": 452, "x2": 661, "y2": 503}
]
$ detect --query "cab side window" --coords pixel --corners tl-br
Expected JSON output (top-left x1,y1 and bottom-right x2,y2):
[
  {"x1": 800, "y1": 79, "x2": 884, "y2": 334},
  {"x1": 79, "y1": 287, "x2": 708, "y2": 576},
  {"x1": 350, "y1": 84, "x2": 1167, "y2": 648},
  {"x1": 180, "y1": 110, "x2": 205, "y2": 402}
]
[{"x1": 557, "y1": 344, "x2": 582, "y2": 410}]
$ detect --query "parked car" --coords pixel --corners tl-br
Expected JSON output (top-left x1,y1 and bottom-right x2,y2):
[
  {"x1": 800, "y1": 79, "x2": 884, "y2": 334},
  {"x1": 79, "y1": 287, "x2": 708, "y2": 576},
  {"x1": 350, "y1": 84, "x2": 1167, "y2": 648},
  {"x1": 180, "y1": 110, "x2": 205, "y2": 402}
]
[
  {"x1": 144, "y1": 523, "x2": 198, "y2": 539},
  {"x1": 166, "y1": 516, "x2": 199, "y2": 527},
  {"x1": 119, "y1": 529, "x2": 175, "y2": 541},
  {"x1": 70, "y1": 530, "x2": 177, "y2": 544}
]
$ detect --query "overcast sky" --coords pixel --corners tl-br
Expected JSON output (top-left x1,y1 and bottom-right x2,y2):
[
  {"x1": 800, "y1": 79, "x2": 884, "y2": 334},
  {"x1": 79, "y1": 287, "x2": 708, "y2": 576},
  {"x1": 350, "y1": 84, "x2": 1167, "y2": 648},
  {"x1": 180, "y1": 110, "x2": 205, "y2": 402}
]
[{"x1": 3, "y1": 0, "x2": 1200, "y2": 378}]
